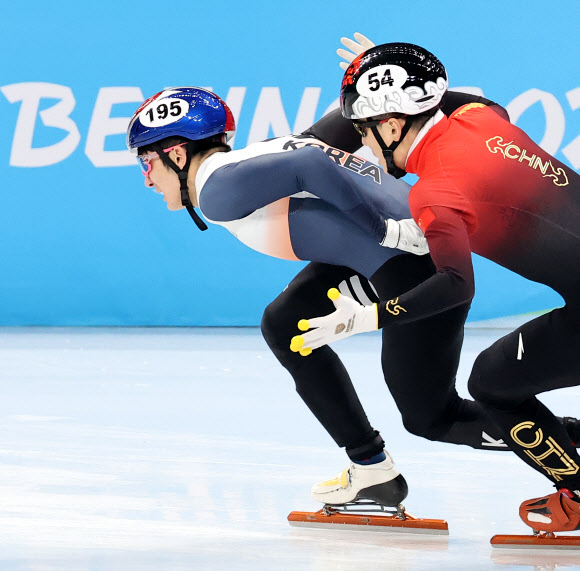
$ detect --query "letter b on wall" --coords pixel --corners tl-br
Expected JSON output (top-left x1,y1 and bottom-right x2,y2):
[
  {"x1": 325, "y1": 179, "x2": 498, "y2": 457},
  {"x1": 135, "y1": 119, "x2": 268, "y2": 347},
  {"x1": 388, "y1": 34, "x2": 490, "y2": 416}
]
[{"x1": 1, "y1": 82, "x2": 81, "y2": 167}]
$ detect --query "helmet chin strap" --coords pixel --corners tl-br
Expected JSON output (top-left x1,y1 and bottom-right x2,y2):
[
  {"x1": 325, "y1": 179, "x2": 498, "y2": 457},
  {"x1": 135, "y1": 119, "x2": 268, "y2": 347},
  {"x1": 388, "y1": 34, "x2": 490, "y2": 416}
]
[
  {"x1": 370, "y1": 119, "x2": 413, "y2": 179},
  {"x1": 153, "y1": 142, "x2": 208, "y2": 231}
]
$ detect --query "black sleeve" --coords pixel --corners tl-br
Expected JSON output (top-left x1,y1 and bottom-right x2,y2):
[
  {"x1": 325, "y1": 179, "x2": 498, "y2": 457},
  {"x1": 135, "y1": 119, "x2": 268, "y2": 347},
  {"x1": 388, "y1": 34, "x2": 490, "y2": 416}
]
[
  {"x1": 376, "y1": 205, "x2": 475, "y2": 328},
  {"x1": 301, "y1": 92, "x2": 510, "y2": 154},
  {"x1": 301, "y1": 108, "x2": 362, "y2": 153},
  {"x1": 442, "y1": 91, "x2": 510, "y2": 122}
]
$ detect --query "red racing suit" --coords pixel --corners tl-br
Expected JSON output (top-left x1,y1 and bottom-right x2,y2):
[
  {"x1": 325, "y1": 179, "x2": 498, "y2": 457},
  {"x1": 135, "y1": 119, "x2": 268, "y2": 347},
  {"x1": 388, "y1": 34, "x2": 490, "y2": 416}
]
[
  {"x1": 376, "y1": 103, "x2": 580, "y2": 327},
  {"x1": 377, "y1": 102, "x2": 580, "y2": 489}
]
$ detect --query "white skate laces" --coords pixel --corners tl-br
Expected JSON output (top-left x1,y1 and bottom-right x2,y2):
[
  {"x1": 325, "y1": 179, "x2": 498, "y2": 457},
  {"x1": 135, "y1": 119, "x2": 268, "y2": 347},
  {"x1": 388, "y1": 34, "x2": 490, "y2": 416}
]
[{"x1": 311, "y1": 453, "x2": 399, "y2": 505}]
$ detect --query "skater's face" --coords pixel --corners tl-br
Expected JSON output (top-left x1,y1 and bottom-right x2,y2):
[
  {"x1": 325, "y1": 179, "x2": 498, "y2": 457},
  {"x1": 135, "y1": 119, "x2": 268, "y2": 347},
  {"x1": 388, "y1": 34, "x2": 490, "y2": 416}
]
[
  {"x1": 360, "y1": 125, "x2": 388, "y2": 172},
  {"x1": 141, "y1": 144, "x2": 188, "y2": 211},
  {"x1": 357, "y1": 117, "x2": 409, "y2": 173}
]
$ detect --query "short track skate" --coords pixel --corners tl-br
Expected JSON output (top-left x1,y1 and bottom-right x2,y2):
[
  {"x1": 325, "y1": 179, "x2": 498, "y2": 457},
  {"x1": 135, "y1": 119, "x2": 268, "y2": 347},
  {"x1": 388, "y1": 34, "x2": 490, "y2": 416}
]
[
  {"x1": 288, "y1": 499, "x2": 448, "y2": 534},
  {"x1": 491, "y1": 530, "x2": 580, "y2": 549},
  {"x1": 492, "y1": 488, "x2": 580, "y2": 549}
]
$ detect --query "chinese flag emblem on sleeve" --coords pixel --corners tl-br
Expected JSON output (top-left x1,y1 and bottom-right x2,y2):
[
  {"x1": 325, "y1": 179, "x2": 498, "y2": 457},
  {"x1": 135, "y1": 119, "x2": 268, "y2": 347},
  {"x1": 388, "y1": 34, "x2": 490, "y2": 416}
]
[{"x1": 418, "y1": 207, "x2": 436, "y2": 231}]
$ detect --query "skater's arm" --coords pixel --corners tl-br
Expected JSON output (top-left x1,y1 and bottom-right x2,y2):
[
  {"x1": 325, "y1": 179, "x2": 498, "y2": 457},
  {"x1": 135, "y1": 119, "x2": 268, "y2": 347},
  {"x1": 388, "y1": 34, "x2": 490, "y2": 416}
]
[
  {"x1": 302, "y1": 109, "x2": 362, "y2": 153},
  {"x1": 299, "y1": 94, "x2": 509, "y2": 159},
  {"x1": 443, "y1": 92, "x2": 509, "y2": 122},
  {"x1": 200, "y1": 147, "x2": 387, "y2": 242},
  {"x1": 376, "y1": 205, "x2": 475, "y2": 327},
  {"x1": 300, "y1": 95, "x2": 509, "y2": 155},
  {"x1": 290, "y1": 205, "x2": 474, "y2": 353}
]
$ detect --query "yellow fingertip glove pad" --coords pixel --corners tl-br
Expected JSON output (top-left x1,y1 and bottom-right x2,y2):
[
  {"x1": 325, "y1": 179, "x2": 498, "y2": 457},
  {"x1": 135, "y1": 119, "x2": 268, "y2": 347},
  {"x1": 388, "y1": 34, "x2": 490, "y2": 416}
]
[
  {"x1": 290, "y1": 335, "x2": 305, "y2": 352},
  {"x1": 297, "y1": 319, "x2": 310, "y2": 332},
  {"x1": 299, "y1": 347, "x2": 312, "y2": 357},
  {"x1": 327, "y1": 288, "x2": 340, "y2": 301}
]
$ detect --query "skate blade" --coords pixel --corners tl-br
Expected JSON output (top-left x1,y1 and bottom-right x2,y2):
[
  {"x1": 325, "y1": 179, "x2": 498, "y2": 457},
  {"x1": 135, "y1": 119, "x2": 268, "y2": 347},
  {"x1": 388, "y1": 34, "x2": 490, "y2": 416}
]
[
  {"x1": 288, "y1": 509, "x2": 448, "y2": 535},
  {"x1": 491, "y1": 533, "x2": 580, "y2": 549}
]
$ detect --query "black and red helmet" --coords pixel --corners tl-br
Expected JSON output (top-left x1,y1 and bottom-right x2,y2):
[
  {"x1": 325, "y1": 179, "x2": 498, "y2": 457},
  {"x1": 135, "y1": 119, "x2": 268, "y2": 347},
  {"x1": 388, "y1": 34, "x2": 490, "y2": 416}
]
[{"x1": 340, "y1": 42, "x2": 448, "y2": 120}]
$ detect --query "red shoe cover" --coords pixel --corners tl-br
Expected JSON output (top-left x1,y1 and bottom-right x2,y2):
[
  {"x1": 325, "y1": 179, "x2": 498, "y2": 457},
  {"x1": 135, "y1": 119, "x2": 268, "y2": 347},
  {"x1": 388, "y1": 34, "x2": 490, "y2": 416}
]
[{"x1": 519, "y1": 488, "x2": 580, "y2": 533}]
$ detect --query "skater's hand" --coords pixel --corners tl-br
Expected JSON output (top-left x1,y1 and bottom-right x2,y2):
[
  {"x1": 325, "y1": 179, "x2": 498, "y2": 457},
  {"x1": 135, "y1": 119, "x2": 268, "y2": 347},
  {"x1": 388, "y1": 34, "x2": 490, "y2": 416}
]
[
  {"x1": 381, "y1": 218, "x2": 429, "y2": 255},
  {"x1": 337, "y1": 32, "x2": 375, "y2": 70},
  {"x1": 290, "y1": 288, "x2": 378, "y2": 356}
]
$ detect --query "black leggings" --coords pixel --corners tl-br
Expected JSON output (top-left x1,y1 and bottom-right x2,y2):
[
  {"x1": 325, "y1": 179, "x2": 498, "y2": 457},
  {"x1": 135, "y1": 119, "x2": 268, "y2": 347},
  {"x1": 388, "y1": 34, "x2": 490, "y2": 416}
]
[
  {"x1": 468, "y1": 300, "x2": 580, "y2": 490},
  {"x1": 261, "y1": 256, "x2": 507, "y2": 461}
]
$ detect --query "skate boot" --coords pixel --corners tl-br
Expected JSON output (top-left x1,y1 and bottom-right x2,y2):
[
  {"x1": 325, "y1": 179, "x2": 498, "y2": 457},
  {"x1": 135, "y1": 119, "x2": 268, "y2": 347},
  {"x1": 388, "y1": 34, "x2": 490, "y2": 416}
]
[
  {"x1": 519, "y1": 488, "x2": 580, "y2": 534},
  {"x1": 311, "y1": 451, "x2": 408, "y2": 507},
  {"x1": 289, "y1": 452, "x2": 447, "y2": 534}
]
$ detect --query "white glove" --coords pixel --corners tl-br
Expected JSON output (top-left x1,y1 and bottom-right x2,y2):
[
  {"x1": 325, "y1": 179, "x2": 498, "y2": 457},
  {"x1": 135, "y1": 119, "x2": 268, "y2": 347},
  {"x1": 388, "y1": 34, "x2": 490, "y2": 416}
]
[
  {"x1": 290, "y1": 288, "x2": 378, "y2": 355},
  {"x1": 380, "y1": 218, "x2": 429, "y2": 255},
  {"x1": 337, "y1": 32, "x2": 376, "y2": 70}
]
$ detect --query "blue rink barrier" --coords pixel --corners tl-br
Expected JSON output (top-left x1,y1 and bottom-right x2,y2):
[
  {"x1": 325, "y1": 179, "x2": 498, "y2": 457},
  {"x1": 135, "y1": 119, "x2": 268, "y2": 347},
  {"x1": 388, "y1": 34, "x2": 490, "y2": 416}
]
[{"x1": 0, "y1": 0, "x2": 577, "y2": 325}]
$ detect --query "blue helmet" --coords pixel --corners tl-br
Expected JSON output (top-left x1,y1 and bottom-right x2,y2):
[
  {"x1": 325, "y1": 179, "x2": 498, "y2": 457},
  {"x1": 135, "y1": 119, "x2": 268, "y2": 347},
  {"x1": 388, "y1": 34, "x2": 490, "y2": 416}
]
[
  {"x1": 127, "y1": 87, "x2": 236, "y2": 151},
  {"x1": 127, "y1": 87, "x2": 235, "y2": 232}
]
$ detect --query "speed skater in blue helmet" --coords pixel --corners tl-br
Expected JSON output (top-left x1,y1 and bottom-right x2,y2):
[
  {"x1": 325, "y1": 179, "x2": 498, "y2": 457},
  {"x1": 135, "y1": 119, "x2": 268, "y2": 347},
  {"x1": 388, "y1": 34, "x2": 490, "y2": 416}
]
[{"x1": 127, "y1": 87, "x2": 236, "y2": 230}]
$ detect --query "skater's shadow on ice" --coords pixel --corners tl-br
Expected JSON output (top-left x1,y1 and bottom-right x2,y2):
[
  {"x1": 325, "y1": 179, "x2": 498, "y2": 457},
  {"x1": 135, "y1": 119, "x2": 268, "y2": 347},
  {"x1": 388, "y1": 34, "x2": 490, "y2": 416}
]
[{"x1": 288, "y1": 527, "x2": 449, "y2": 552}]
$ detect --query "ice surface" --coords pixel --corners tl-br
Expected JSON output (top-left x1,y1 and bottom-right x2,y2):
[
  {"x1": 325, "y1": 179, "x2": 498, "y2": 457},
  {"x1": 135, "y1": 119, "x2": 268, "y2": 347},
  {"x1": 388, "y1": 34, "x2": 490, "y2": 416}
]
[{"x1": 0, "y1": 325, "x2": 579, "y2": 570}]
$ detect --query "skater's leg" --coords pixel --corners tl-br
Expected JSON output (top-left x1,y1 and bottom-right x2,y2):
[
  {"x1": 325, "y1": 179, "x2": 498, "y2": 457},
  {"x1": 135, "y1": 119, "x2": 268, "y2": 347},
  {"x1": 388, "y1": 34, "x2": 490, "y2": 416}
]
[
  {"x1": 261, "y1": 262, "x2": 384, "y2": 460},
  {"x1": 263, "y1": 262, "x2": 409, "y2": 506},
  {"x1": 468, "y1": 305, "x2": 580, "y2": 492},
  {"x1": 380, "y1": 304, "x2": 512, "y2": 449},
  {"x1": 370, "y1": 256, "x2": 509, "y2": 450}
]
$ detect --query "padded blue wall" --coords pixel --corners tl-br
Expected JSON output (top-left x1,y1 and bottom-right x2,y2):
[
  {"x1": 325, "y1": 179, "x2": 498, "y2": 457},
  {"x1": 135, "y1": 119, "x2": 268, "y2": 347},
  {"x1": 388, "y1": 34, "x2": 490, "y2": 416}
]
[{"x1": 0, "y1": 1, "x2": 578, "y2": 324}]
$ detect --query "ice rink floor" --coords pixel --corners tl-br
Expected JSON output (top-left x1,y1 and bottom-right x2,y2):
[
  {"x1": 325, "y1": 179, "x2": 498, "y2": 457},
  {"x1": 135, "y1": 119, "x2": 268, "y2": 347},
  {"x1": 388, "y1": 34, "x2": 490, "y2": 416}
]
[{"x1": 1, "y1": 323, "x2": 579, "y2": 570}]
